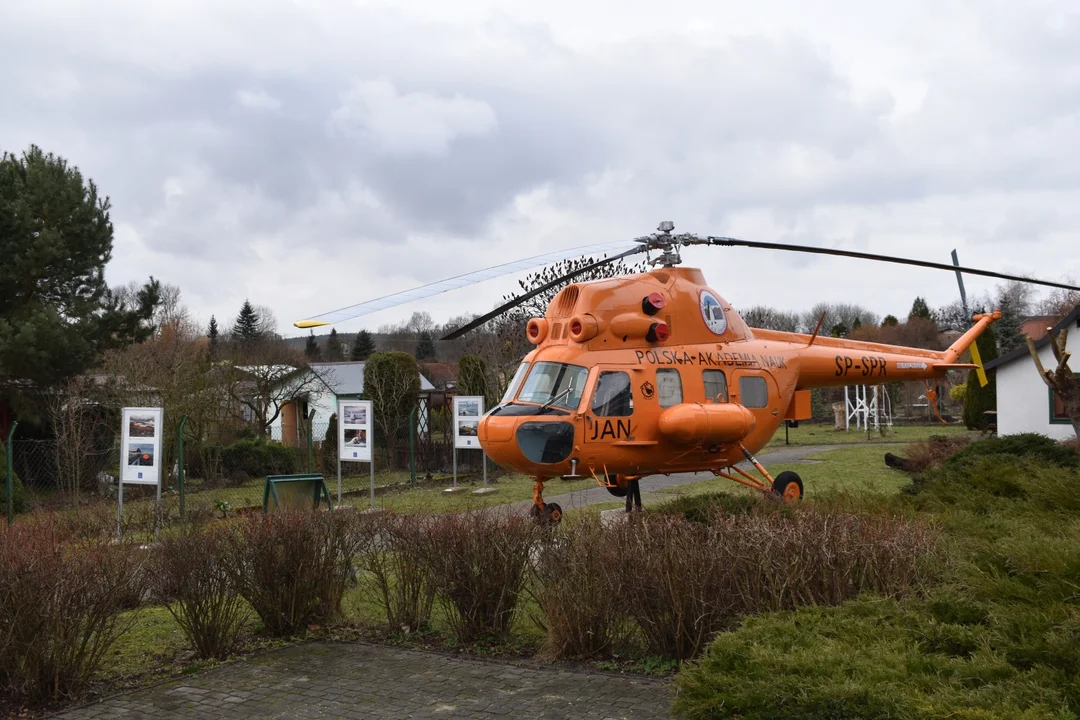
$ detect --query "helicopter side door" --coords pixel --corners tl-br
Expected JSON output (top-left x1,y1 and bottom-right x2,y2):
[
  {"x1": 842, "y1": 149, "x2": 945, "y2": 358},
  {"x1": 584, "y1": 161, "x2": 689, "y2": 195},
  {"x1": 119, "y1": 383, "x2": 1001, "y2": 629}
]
[{"x1": 584, "y1": 367, "x2": 636, "y2": 443}]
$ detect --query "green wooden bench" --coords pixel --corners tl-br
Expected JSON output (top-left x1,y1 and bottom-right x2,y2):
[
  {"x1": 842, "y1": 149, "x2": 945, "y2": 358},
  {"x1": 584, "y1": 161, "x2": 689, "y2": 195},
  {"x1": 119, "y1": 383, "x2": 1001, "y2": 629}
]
[{"x1": 262, "y1": 473, "x2": 334, "y2": 512}]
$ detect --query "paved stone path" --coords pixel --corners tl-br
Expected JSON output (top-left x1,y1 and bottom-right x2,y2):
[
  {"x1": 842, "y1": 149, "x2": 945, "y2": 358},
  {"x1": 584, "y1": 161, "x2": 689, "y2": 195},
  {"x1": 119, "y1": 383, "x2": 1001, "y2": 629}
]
[{"x1": 55, "y1": 642, "x2": 673, "y2": 719}]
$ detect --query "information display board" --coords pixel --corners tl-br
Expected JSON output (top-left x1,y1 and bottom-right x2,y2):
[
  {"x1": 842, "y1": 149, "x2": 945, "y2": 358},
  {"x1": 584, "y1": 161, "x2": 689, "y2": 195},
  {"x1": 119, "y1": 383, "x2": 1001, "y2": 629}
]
[
  {"x1": 338, "y1": 399, "x2": 373, "y2": 463},
  {"x1": 120, "y1": 407, "x2": 163, "y2": 486},
  {"x1": 453, "y1": 396, "x2": 484, "y2": 450}
]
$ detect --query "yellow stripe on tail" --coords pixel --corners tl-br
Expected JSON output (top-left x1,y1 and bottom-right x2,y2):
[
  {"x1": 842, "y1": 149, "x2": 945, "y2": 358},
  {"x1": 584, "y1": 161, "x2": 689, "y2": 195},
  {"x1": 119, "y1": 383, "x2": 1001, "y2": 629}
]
[{"x1": 969, "y1": 341, "x2": 989, "y2": 388}]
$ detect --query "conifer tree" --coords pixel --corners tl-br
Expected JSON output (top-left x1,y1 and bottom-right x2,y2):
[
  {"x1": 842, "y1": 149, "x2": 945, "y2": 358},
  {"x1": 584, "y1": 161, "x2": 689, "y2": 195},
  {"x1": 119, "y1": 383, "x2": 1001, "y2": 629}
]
[
  {"x1": 963, "y1": 324, "x2": 999, "y2": 430},
  {"x1": 304, "y1": 331, "x2": 321, "y2": 360},
  {"x1": 1, "y1": 144, "x2": 159, "y2": 413},
  {"x1": 350, "y1": 330, "x2": 375, "y2": 361},
  {"x1": 415, "y1": 330, "x2": 436, "y2": 361},
  {"x1": 208, "y1": 315, "x2": 219, "y2": 346},
  {"x1": 234, "y1": 300, "x2": 260, "y2": 343},
  {"x1": 325, "y1": 328, "x2": 344, "y2": 361}
]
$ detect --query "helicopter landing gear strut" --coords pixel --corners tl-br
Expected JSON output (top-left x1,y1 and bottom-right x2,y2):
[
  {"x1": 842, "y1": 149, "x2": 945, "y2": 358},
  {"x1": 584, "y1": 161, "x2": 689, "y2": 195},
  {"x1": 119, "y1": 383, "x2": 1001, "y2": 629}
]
[
  {"x1": 712, "y1": 445, "x2": 804, "y2": 503},
  {"x1": 529, "y1": 478, "x2": 563, "y2": 525}
]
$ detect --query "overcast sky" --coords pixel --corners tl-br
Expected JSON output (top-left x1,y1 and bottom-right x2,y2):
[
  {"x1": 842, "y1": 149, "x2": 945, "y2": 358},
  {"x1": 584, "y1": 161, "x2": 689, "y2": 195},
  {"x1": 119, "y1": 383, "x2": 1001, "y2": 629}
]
[{"x1": 3, "y1": 0, "x2": 1079, "y2": 337}]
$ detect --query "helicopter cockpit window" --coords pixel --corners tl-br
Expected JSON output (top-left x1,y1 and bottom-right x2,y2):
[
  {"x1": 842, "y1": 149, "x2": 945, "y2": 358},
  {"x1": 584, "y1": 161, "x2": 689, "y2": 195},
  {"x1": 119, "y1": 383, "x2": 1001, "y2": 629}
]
[
  {"x1": 703, "y1": 370, "x2": 728, "y2": 403},
  {"x1": 501, "y1": 362, "x2": 531, "y2": 405},
  {"x1": 516, "y1": 362, "x2": 588, "y2": 410},
  {"x1": 592, "y1": 371, "x2": 633, "y2": 417},
  {"x1": 739, "y1": 376, "x2": 769, "y2": 408},
  {"x1": 656, "y1": 369, "x2": 682, "y2": 408}
]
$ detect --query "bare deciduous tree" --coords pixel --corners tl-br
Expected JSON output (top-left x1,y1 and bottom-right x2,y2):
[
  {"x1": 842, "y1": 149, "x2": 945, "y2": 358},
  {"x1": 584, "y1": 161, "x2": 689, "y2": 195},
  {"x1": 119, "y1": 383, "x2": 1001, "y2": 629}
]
[{"x1": 1027, "y1": 324, "x2": 1080, "y2": 439}]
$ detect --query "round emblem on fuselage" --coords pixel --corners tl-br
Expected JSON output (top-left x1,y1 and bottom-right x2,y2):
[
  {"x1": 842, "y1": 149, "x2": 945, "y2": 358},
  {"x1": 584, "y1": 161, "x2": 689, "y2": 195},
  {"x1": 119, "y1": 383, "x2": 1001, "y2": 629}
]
[{"x1": 699, "y1": 290, "x2": 728, "y2": 335}]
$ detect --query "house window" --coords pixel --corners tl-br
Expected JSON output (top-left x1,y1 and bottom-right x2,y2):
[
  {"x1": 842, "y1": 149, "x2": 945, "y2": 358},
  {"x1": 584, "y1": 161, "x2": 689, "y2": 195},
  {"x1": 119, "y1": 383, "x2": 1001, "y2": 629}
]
[
  {"x1": 1050, "y1": 385, "x2": 1073, "y2": 425},
  {"x1": 656, "y1": 369, "x2": 682, "y2": 408}
]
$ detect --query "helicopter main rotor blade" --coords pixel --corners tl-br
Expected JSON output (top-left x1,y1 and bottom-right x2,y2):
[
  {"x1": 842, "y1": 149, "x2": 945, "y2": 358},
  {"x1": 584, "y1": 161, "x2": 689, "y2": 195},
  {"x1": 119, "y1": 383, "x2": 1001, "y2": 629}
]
[
  {"x1": 440, "y1": 246, "x2": 647, "y2": 341},
  {"x1": 699, "y1": 237, "x2": 1080, "y2": 292},
  {"x1": 292, "y1": 240, "x2": 636, "y2": 329}
]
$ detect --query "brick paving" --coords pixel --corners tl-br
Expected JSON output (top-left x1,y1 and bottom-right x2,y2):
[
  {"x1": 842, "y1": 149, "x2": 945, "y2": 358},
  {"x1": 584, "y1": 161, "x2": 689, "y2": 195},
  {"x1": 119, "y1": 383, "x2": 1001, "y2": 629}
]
[{"x1": 54, "y1": 642, "x2": 674, "y2": 719}]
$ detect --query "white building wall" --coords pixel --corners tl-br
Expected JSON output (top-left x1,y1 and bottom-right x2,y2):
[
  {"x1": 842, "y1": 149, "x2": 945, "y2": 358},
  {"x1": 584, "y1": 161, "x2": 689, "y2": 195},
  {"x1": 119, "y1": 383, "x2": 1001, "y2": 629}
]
[
  {"x1": 995, "y1": 330, "x2": 1078, "y2": 440},
  {"x1": 267, "y1": 387, "x2": 338, "y2": 441}
]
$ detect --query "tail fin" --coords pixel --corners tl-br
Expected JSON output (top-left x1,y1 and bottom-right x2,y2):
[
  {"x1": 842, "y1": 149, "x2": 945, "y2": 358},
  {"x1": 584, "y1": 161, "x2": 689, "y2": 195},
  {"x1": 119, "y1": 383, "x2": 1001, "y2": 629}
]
[{"x1": 943, "y1": 310, "x2": 1001, "y2": 386}]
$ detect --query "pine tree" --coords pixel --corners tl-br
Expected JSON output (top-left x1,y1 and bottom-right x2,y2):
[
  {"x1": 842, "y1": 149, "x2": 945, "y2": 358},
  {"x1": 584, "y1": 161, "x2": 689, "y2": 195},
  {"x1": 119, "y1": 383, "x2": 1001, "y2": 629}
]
[
  {"x1": 0, "y1": 145, "x2": 159, "y2": 412},
  {"x1": 963, "y1": 324, "x2": 999, "y2": 430},
  {"x1": 208, "y1": 315, "x2": 219, "y2": 346},
  {"x1": 881, "y1": 315, "x2": 899, "y2": 327},
  {"x1": 234, "y1": 300, "x2": 260, "y2": 343},
  {"x1": 995, "y1": 295, "x2": 1025, "y2": 355},
  {"x1": 415, "y1": 331, "x2": 437, "y2": 361},
  {"x1": 909, "y1": 297, "x2": 933, "y2": 322},
  {"x1": 325, "y1": 328, "x2": 344, "y2": 361},
  {"x1": 304, "y1": 331, "x2": 322, "y2": 360},
  {"x1": 350, "y1": 330, "x2": 375, "y2": 361}
]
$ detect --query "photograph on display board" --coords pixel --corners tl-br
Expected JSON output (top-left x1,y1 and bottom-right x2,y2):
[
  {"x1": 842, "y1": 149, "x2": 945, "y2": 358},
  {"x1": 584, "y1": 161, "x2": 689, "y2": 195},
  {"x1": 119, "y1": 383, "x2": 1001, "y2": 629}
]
[
  {"x1": 457, "y1": 399, "x2": 480, "y2": 417},
  {"x1": 458, "y1": 420, "x2": 479, "y2": 437},
  {"x1": 128, "y1": 413, "x2": 156, "y2": 438},
  {"x1": 127, "y1": 443, "x2": 155, "y2": 467},
  {"x1": 342, "y1": 404, "x2": 367, "y2": 425},
  {"x1": 344, "y1": 428, "x2": 368, "y2": 447}
]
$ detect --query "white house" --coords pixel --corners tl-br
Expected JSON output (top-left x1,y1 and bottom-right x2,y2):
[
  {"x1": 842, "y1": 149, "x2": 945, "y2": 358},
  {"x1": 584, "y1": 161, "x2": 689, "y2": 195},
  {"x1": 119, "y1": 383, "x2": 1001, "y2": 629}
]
[
  {"x1": 985, "y1": 306, "x2": 1079, "y2": 440},
  {"x1": 268, "y1": 361, "x2": 437, "y2": 446}
]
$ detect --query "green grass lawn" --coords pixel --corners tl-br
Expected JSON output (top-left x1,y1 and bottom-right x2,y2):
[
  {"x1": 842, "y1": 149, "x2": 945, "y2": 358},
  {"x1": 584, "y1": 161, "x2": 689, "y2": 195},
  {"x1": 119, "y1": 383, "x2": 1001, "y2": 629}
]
[
  {"x1": 653, "y1": 444, "x2": 917, "y2": 505},
  {"x1": 764, "y1": 421, "x2": 974, "y2": 449}
]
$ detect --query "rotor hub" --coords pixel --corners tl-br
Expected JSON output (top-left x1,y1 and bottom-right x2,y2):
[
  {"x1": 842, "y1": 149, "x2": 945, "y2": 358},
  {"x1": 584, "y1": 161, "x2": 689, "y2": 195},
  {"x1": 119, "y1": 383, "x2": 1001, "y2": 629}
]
[{"x1": 634, "y1": 221, "x2": 702, "y2": 268}]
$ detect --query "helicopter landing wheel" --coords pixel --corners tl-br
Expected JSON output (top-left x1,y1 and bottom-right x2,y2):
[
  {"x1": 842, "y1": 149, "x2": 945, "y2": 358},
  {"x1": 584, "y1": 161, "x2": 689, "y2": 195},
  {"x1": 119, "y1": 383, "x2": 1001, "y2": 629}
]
[
  {"x1": 771, "y1": 471, "x2": 804, "y2": 503},
  {"x1": 529, "y1": 501, "x2": 563, "y2": 525}
]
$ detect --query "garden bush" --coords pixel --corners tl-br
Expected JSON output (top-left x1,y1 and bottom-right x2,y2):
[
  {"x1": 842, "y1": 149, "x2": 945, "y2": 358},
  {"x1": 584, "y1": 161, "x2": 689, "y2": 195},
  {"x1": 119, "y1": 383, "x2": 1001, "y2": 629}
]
[
  {"x1": 531, "y1": 515, "x2": 632, "y2": 658},
  {"x1": 614, "y1": 504, "x2": 938, "y2": 661},
  {"x1": 0, "y1": 518, "x2": 147, "y2": 705},
  {"x1": 365, "y1": 513, "x2": 439, "y2": 633},
  {"x1": 220, "y1": 437, "x2": 298, "y2": 478},
  {"x1": 226, "y1": 510, "x2": 372, "y2": 637},
  {"x1": 675, "y1": 456, "x2": 1080, "y2": 720},
  {"x1": 945, "y1": 432, "x2": 1079, "y2": 470},
  {"x1": 149, "y1": 524, "x2": 249, "y2": 659},
  {"x1": 422, "y1": 509, "x2": 537, "y2": 643}
]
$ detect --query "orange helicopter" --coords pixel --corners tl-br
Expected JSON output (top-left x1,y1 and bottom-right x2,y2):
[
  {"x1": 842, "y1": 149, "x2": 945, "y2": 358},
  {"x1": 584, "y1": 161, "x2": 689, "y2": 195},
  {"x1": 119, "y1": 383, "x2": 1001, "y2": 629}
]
[{"x1": 296, "y1": 222, "x2": 1080, "y2": 523}]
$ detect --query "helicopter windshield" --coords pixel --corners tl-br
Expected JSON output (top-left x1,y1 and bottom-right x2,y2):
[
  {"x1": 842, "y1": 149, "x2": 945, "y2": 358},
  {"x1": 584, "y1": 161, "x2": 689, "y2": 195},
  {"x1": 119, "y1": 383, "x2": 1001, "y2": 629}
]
[{"x1": 516, "y1": 362, "x2": 588, "y2": 410}]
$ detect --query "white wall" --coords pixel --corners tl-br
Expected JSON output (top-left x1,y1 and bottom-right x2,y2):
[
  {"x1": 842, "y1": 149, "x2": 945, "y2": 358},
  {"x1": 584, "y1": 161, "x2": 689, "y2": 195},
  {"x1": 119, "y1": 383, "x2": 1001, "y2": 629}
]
[
  {"x1": 996, "y1": 329, "x2": 1078, "y2": 440},
  {"x1": 268, "y1": 387, "x2": 338, "y2": 442}
]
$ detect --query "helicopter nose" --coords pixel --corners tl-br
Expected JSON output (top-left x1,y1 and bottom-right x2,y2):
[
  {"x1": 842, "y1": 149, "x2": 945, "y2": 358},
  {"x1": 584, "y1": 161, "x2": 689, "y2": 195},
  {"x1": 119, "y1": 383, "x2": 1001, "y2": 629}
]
[{"x1": 478, "y1": 414, "x2": 576, "y2": 474}]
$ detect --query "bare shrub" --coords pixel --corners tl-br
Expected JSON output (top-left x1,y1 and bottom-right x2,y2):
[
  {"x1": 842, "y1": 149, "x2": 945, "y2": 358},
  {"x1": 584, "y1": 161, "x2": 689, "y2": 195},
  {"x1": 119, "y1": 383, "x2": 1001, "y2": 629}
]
[
  {"x1": 614, "y1": 515, "x2": 736, "y2": 660},
  {"x1": 530, "y1": 515, "x2": 632, "y2": 658},
  {"x1": 606, "y1": 504, "x2": 940, "y2": 661},
  {"x1": 902, "y1": 435, "x2": 972, "y2": 473},
  {"x1": 149, "y1": 524, "x2": 249, "y2": 659},
  {"x1": 365, "y1": 512, "x2": 439, "y2": 633},
  {"x1": 712, "y1": 506, "x2": 941, "y2": 611},
  {"x1": 0, "y1": 518, "x2": 147, "y2": 705},
  {"x1": 421, "y1": 509, "x2": 538, "y2": 643},
  {"x1": 226, "y1": 510, "x2": 371, "y2": 637}
]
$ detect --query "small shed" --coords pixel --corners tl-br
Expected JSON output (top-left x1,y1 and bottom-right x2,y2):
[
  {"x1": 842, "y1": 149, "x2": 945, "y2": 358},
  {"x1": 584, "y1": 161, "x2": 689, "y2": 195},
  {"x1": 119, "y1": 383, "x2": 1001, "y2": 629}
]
[
  {"x1": 269, "y1": 361, "x2": 437, "y2": 446},
  {"x1": 984, "y1": 306, "x2": 1079, "y2": 440}
]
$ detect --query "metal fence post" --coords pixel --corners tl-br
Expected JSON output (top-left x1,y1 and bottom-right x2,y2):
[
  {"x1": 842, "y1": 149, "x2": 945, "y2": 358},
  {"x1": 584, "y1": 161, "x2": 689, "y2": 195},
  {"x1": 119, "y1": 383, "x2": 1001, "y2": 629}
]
[
  {"x1": 6, "y1": 421, "x2": 18, "y2": 527},
  {"x1": 306, "y1": 408, "x2": 316, "y2": 473},
  {"x1": 177, "y1": 414, "x2": 189, "y2": 518},
  {"x1": 409, "y1": 403, "x2": 416, "y2": 483}
]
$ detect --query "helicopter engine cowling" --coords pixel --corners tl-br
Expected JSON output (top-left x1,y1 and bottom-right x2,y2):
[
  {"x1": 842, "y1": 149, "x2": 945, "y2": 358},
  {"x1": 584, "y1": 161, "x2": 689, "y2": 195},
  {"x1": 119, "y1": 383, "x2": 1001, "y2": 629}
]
[{"x1": 658, "y1": 403, "x2": 756, "y2": 446}]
